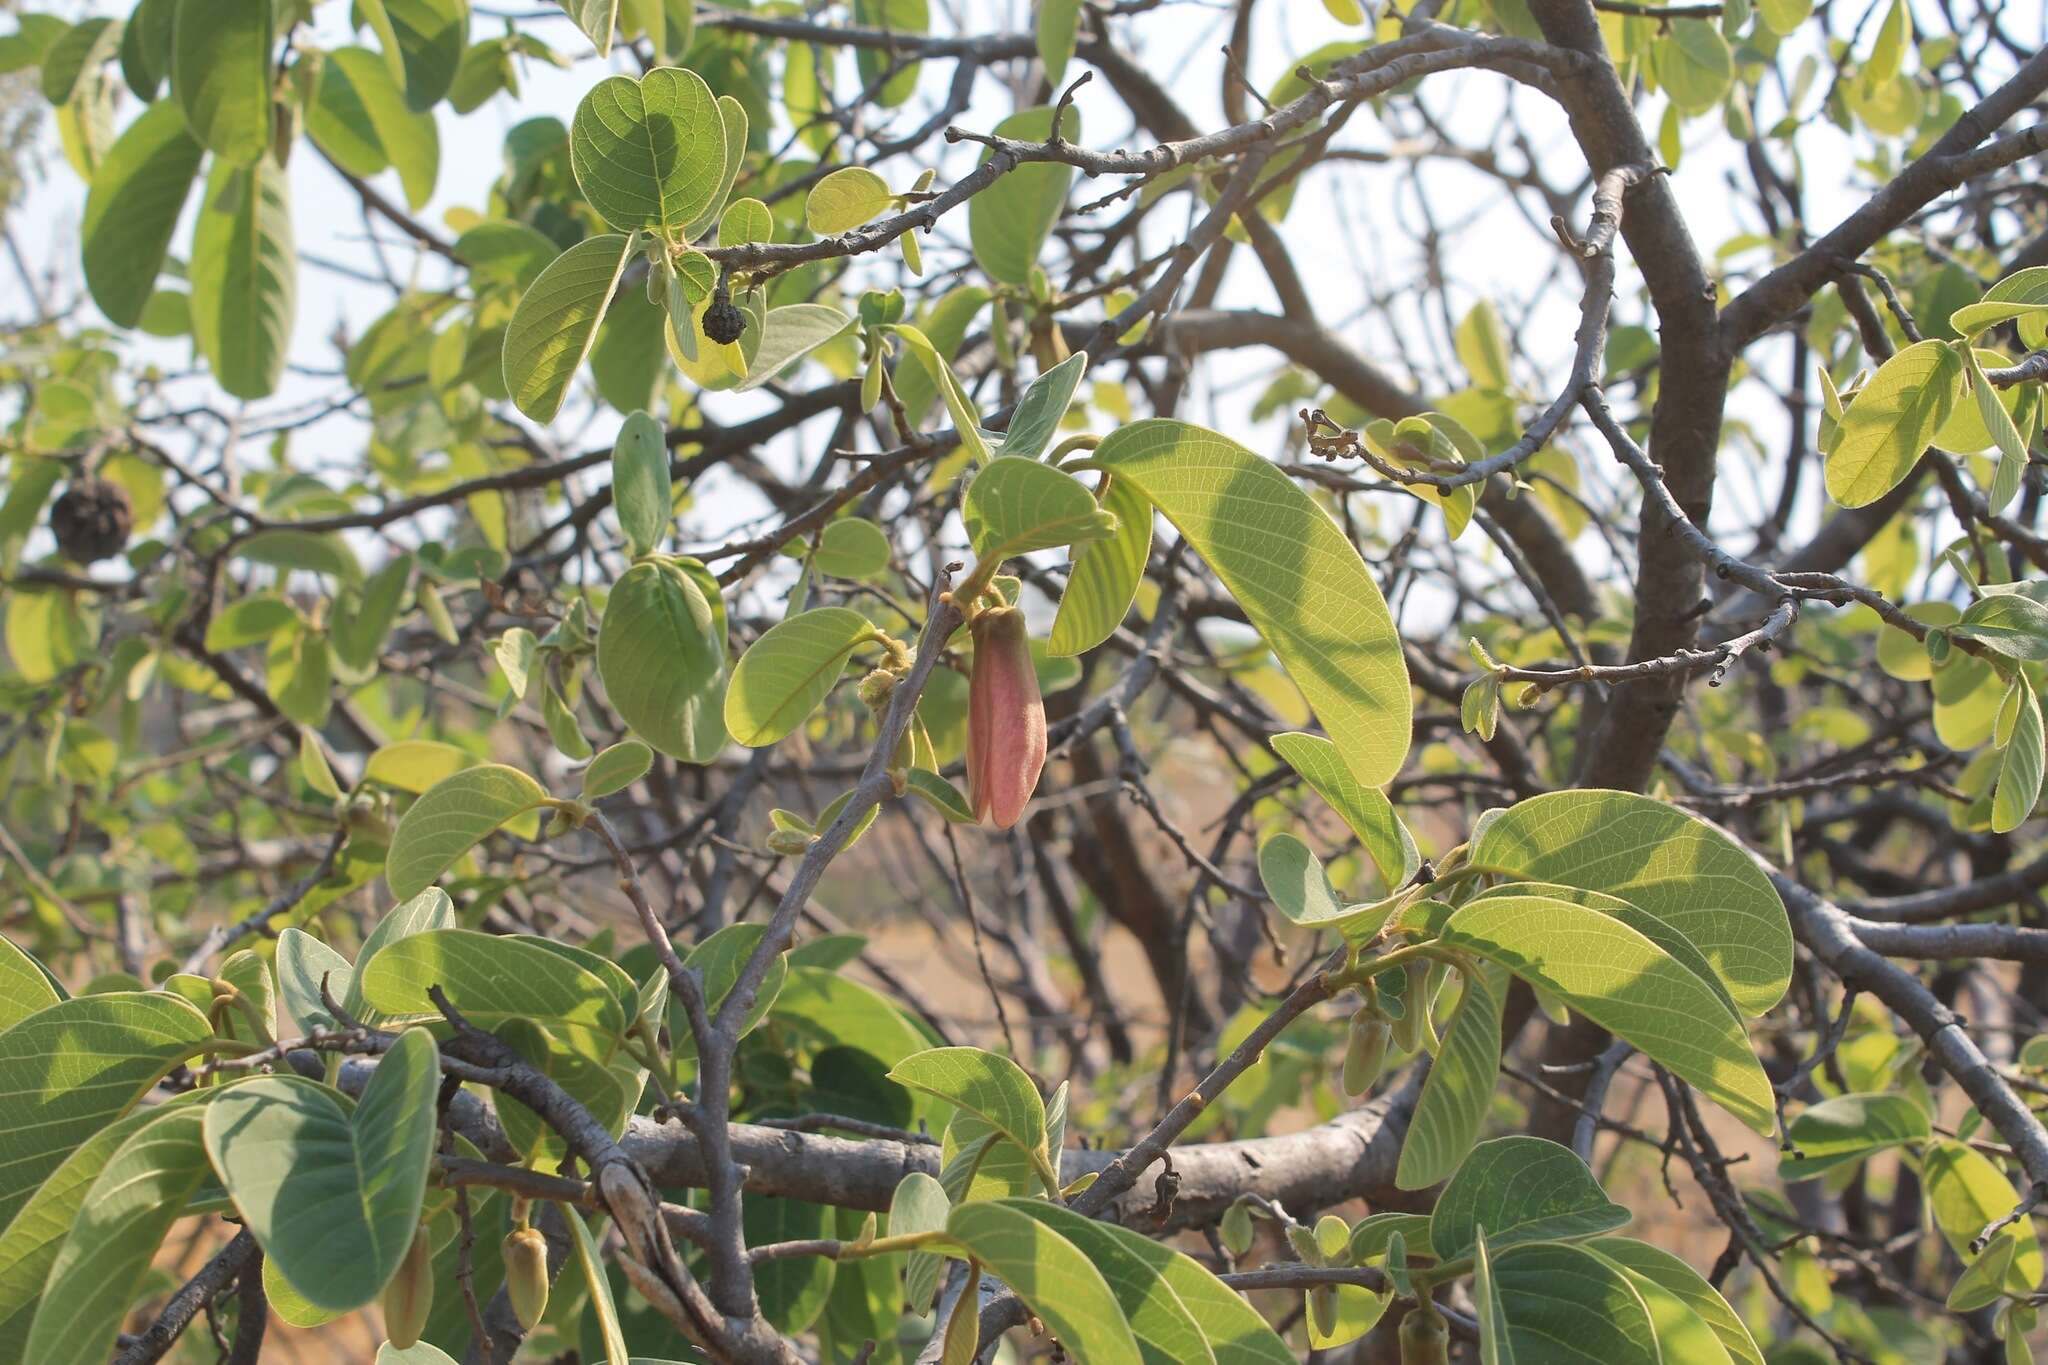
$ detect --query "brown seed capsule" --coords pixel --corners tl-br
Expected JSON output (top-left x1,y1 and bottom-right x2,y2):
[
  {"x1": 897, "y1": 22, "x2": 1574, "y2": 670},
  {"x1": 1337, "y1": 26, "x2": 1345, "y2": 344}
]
[
  {"x1": 382, "y1": 1223, "x2": 435, "y2": 1349},
  {"x1": 1341, "y1": 1008, "x2": 1391, "y2": 1097},
  {"x1": 702, "y1": 289, "x2": 746, "y2": 345},
  {"x1": 49, "y1": 477, "x2": 132, "y2": 564},
  {"x1": 502, "y1": 1224, "x2": 552, "y2": 1331},
  {"x1": 1399, "y1": 1305, "x2": 1450, "y2": 1365},
  {"x1": 965, "y1": 605, "x2": 1045, "y2": 830}
]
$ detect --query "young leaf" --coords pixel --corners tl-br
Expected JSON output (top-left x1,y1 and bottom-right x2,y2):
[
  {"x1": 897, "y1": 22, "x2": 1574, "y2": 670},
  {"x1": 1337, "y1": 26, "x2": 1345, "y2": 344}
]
[
  {"x1": 190, "y1": 155, "x2": 297, "y2": 400},
  {"x1": 1824, "y1": 340, "x2": 1963, "y2": 508},
  {"x1": 888, "y1": 1172, "x2": 951, "y2": 1313},
  {"x1": 735, "y1": 304, "x2": 856, "y2": 391},
  {"x1": 1001, "y1": 351, "x2": 1089, "y2": 459},
  {"x1": 944, "y1": 1199, "x2": 1143, "y2": 1365},
  {"x1": 806, "y1": 166, "x2": 894, "y2": 234},
  {"x1": 968, "y1": 106, "x2": 1080, "y2": 286},
  {"x1": 1474, "y1": 1227, "x2": 1512, "y2": 1365},
  {"x1": 722, "y1": 606, "x2": 870, "y2": 749},
  {"x1": 890, "y1": 322, "x2": 993, "y2": 462},
  {"x1": 1994, "y1": 675, "x2": 2046, "y2": 833},
  {"x1": 1268, "y1": 731, "x2": 1421, "y2": 892},
  {"x1": 963, "y1": 456, "x2": 1116, "y2": 562},
  {"x1": 1095, "y1": 420, "x2": 1411, "y2": 788},
  {"x1": 562, "y1": 1202, "x2": 631, "y2": 1362},
  {"x1": 385, "y1": 763, "x2": 552, "y2": 898},
  {"x1": 503, "y1": 232, "x2": 636, "y2": 422},
  {"x1": 582, "y1": 739, "x2": 654, "y2": 800}
]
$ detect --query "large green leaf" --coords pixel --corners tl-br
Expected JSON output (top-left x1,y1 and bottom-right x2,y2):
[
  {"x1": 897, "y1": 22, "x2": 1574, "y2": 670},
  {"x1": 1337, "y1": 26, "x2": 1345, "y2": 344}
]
[
  {"x1": 304, "y1": 47, "x2": 439, "y2": 210},
  {"x1": 598, "y1": 559, "x2": 727, "y2": 760},
  {"x1": 1589, "y1": 1239, "x2": 1763, "y2": 1365},
  {"x1": 1780, "y1": 1093, "x2": 1931, "y2": 1183},
  {"x1": 1466, "y1": 789, "x2": 1791, "y2": 1015},
  {"x1": 170, "y1": 0, "x2": 271, "y2": 164},
  {"x1": 0, "y1": 992, "x2": 212, "y2": 1233},
  {"x1": 1049, "y1": 473, "x2": 1151, "y2": 657},
  {"x1": 1269, "y1": 731, "x2": 1419, "y2": 892},
  {"x1": 736, "y1": 304, "x2": 856, "y2": 391},
  {"x1": 24, "y1": 1106, "x2": 215, "y2": 1365},
  {"x1": 0, "y1": 933, "x2": 60, "y2": 1032},
  {"x1": 680, "y1": 94, "x2": 748, "y2": 240},
  {"x1": 746, "y1": 1195, "x2": 837, "y2": 1333},
  {"x1": 81, "y1": 100, "x2": 202, "y2": 327},
  {"x1": 358, "y1": 927, "x2": 627, "y2": 1050},
  {"x1": 570, "y1": 67, "x2": 726, "y2": 233},
  {"x1": 504, "y1": 232, "x2": 635, "y2": 422},
  {"x1": 964, "y1": 456, "x2": 1117, "y2": 562},
  {"x1": 1923, "y1": 1138, "x2": 2045, "y2": 1296},
  {"x1": 190, "y1": 155, "x2": 297, "y2": 399},
  {"x1": 1005, "y1": 1201, "x2": 1216, "y2": 1365},
  {"x1": 1824, "y1": 339, "x2": 1963, "y2": 508},
  {"x1": 1428, "y1": 1137, "x2": 1629, "y2": 1262},
  {"x1": 1094, "y1": 420, "x2": 1411, "y2": 788},
  {"x1": 945, "y1": 1199, "x2": 1143, "y2": 1365},
  {"x1": 969, "y1": 106, "x2": 1079, "y2": 285},
  {"x1": 890, "y1": 1047, "x2": 1051, "y2": 1185},
  {"x1": 1441, "y1": 895, "x2": 1776, "y2": 1133},
  {"x1": 723, "y1": 605, "x2": 871, "y2": 747},
  {"x1": 1397, "y1": 960, "x2": 1508, "y2": 1190},
  {"x1": 203, "y1": 1030, "x2": 441, "y2": 1311},
  {"x1": 376, "y1": 0, "x2": 468, "y2": 110},
  {"x1": 1066, "y1": 1218, "x2": 1294, "y2": 1365},
  {"x1": 1488, "y1": 1241, "x2": 1659, "y2": 1364},
  {"x1": 40, "y1": 17, "x2": 119, "y2": 105},
  {"x1": 385, "y1": 763, "x2": 551, "y2": 898},
  {"x1": 343, "y1": 887, "x2": 458, "y2": 1026}
]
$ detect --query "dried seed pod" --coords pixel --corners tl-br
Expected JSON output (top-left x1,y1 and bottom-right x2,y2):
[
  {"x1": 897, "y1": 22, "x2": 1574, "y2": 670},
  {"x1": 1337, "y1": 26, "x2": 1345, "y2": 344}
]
[
  {"x1": 49, "y1": 477, "x2": 132, "y2": 564},
  {"x1": 1341, "y1": 1008, "x2": 1392, "y2": 1097},
  {"x1": 965, "y1": 605, "x2": 1046, "y2": 829},
  {"x1": 702, "y1": 288, "x2": 746, "y2": 345},
  {"x1": 382, "y1": 1223, "x2": 435, "y2": 1349},
  {"x1": 502, "y1": 1224, "x2": 552, "y2": 1331}
]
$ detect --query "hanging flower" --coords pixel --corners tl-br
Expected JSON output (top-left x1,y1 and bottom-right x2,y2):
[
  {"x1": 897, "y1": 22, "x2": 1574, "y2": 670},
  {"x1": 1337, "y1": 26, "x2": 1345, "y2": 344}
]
[{"x1": 966, "y1": 605, "x2": 1046, "y2": 829}]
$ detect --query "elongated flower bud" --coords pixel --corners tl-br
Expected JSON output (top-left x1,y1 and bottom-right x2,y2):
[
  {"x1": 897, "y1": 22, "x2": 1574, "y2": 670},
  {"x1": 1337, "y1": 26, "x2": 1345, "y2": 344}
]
[
  {"x1": 1399, "y1": 1305, "x2": 1450, "y2": 1364},
  {"x1": 1342, "y1": 1008, "x2": 1391, "y2": 1096},
  {"x1": 967, "y1": 606, "x2": 1046, "y2": 829},
  {"x1": 503, "y1": 1225, "x2": 552, "y2": 1331},
  {"x1": 383, "y1": 1223, "x2": 435, "y2": 1349}
]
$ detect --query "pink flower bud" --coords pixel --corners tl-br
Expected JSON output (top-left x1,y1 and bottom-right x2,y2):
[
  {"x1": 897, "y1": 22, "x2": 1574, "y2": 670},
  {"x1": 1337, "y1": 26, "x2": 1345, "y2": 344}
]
[{"x1": 967, "y1": 606, "x2": 1046, "y2": 829}]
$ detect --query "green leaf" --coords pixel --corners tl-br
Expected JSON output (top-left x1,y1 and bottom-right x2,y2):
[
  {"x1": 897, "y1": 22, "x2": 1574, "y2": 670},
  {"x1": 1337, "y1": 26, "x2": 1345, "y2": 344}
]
[
  {"x1": 203, "y1": 1030, "x2": 441, "y2": 1311},
  {"x1": 0, "y1": 934, "x2": 61, "y2": 1032},
  {"x1": 81, "y1": 100, "x2": 202, "y2": 327},
  {"x1": 570, "y1": 68, "x2": 726, "y2": 233},
  {"x1": 906, "y1": 768, "x2": 976, "y2": 822},
  {"x1": 1865, "y1": 0, "x2": 1907, "y2": 83},
  {"x1": 170, "y1": 0, "x2": 271, "y2": 164},
  {"x1": 1001, "y1": 351, "x2": 1089, "y2": 459},
  {"x1": 1655, "y1": 20, "x2": 1732, "y2": 116},
  {"x1": 0, "y1": 992, "x2": 212, "y2": 1234},
  {"x1": 1049, "y1": 474, "x2": 1152, "y2": 657},
  {"x1": 1961, "y1": 349, "x2": 2029, "y2": 514},
  {"x1": 1004, "y1": 1201, "x2": 1217, "y2": 1365},
  {"x1": 890, "y1": 1047, "x2": 1052, "y2": 1186},
  {"x1": 723, "y1": 606, "x2": 872, "y2": 747},
  {"x1": 1428, "y1": 1136, "x2": 1630, "y2": 1262},
  {"x1": 747, "y1": 1196, "x2": 837, "y2": 1333},
  {"x1": 358, "y1": 928, "x2": 627, "y2": 1050},
  {"x1": 969, "y1": 106, "x2": 1079, "y2": 286},
  {"x1": 945, "y1": 1199, "x2": 1143, "y2": 1365},
  {"x1": 24, "y1": 1105, "x2": 214, "y2": 1365},
  {"x1": 1466, "y1": 789, "x2": 1792, "y2": 1016},
  {"x1": 598, "y1": 559, "x2": 728, "y2": 761},
  {"x1": 504, "y1": 232, "x2": 635, "y2": 422},
  {"x1": 806, "y1": 166, "x2": 893, "y2": 234},
  {"x1": 1756, "y1": 0, "x2": 1811, "y2": 33},
  {"x1": 1256, "y1": 834, "x2": 1390, "y2": 941},
  {"x1": 190, "y1": 155, "x2": 297, "y2": 400},
  {"x1": 1036, "y1": 0, "x2": 1081, "y2": 86},
  {"x1": 1095, "y1": 419, "x2": 1411, "y2": 788},
  {"x1": 305, "y1": 48, "x2": 440, "y2": 211},
  {"x1": 40, "y1": 17, "x2": 120, "y2": 105},
  {"x1": 1269, "y1": 731, "x2": 1420, "y2": 892},
  {"x1": 1444, "y1": 894, "x2": 1776, "y2": 1132},
  {"x1": 1924, "y1": 1137, "x2": 2047, "y2": 1296},
  {"x1": 341, "y1": 888, "x2": 459, "y2": 1026},
  {"x1": 386, "y1": 763, "x2": 551, "y2": 898},
  {"x1": 1780, "y1": 1093, "x2": 1931, "y2": 1182},
  {"x1": 1455, "y1": 300, "x2": 1512, "y2": 390},
  {"x1": 583, "y1": 740, "x2": 654, "y2": 800},
  {"x1": 1995, "y1": 673, "x2": 2045, "y2": 833},
  {"x1": 1589, "y1": 1239, "x2": 1763, "y2": 1365},
  {"x1": 852, "y1": 0, "x2": 927, "y2": 106},
  {"x1": 1825, "y1": 340, "x2": 1964, "y2": 508},
  {"x1": 894, "y1": 286, "x2": 989, "y2": 426},
  {"x1": 276, "y1": 927, "x2": 354, "y2": 1033},
  {"x1": 1397, "y1": 960, "x2": 1508, "y2": 1190},
  {"x1": 1490, "y1": 1242, "x2": 1659, "y2": 1364},
  {"x1": 556, "y1": 0, "x2": 619, "y2": 54},
  {"x1": 889, "y1": 1173, "x2": 951, "y2": 1312},
  {"x1": 1955, "y1": 592, "x2": 2048, "y2": 661},
  {"x1": 1976, "y1": 267, "x2": 2048, "y2": 351},
  {"x1": 612, "y1": 410, "x2": 671, "y2": 558},
  {"x1": 670, "y1": 923, "x2": 788, "y2": 1062},
  {"x1": 812, "y1": 518, "x2": 892, "y2": 580},
  {"x1": 964, "y1": 456, "x2": 1115, "y2": 562},
  {"x1": 681, "y1": 95, "x2": 749, "y2": 240},
  {"x1": 889, "y1": 322, "x2": 992, "y2": 461},
  {"x1": 1067, "y1": 1220, "x2": 1295, "y2": 1365},
  {"x1": 736, "y1": 304, "x2": 856, "y2": 391},
  {"x1": 562, "y1": 1202, "x2": 631, "y2": 1362},
  {"x1": 377, "y1": 0, "x2": 468, "y2": 111},
  {"x1": 1475, "y1": 1228, "x2": 1512, "y2": 1365}
]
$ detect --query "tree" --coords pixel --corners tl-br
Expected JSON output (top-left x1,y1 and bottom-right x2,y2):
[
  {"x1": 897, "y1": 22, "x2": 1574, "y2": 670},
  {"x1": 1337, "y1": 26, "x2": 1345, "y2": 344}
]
[{"x1": 0, "y1": 0, "x2": 2046, "y2": 1358}]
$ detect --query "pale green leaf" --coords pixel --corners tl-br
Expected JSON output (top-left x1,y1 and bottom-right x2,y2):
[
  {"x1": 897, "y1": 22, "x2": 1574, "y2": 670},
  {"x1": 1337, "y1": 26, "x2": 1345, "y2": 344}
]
[
  {"x1": 1256, "y1": 834, "x2": 1391, "y2": 941},
  {"x1": 1994, "y1": 675, "x2": 2044, "y2": 833},
  {"x1": 1489, "y1": 1241, "x2": 1659, "y2": 1364},
  {"x1": 1094, "y1": 419, "x2": 1411, "y2": 788},
  {"x1": 1036, "y1": 0, "x2": 1080, "y2": 86},
  {"x1": 1075, "y1": 1220, "x2": 1296, "y2": 1365},
  {"x1": 1588, "y1": 1238, "x2": 1764, "y2": 1365},
  {"x1": 564, "y1": 1202, "x2": 631, "y2": 1362},
  {"x1": 1006, "y1": 1201, "x2": 1216, "y2": 1365},
  {"x1": 1780, "y1": 1093, "x2": 1931, "y2": 1182},
  {"x1": 190, "y1": 155, "x2": 296, "y2": 400},
  {"x1": 890, "y1": 1048, "x2": 1051, "y2": 1184},
  {"x1": 0, "y1": 934, "x2": 61, "y2": 1032},
  {"x1": 680, "y1": 95, "x2": 748, "y2": 241},
  {"x1": 889, "y1": 322, "x2": 992, "y2": 461},
  {"x1": 304, "y1": 47, "x2": 440, "y2": 211},
  {"x1": 806, "y1": 166, "x2": 893, "y2": 234},
  {"x1": 890, "y1": 1172, "x2": 950, "y2": 1313},
  {"x1": 1475, "y1": 1228, "x2": 1513, "y2": 1365},
  {"x1": 582, "y1": 739, "x2": 654, "y2": 800},
  {"x1": 378, "y1": 0, "x2": 467, "y2": 111},
  {"x1": 1455, "y1": 301, "x2": 1512, "y2": 390},
  {"x1": 385, "y1": 763, "x2": 551, "y2": 898},
  {"x1": 1049, "y1": 473, "x2": 1151, "y2": 657},
  {"x1": 1825, "y1": 339, "x2": 1963, "y2": 508},
  {"x1": 945, "y1": 1199, "x2": 1143, "y2": 1365},
  {"x1": 723, "y1": 606, "x2": 871, "y2": 747},
  {"x1": 597, "y1": 558, "x2": 727, "y2": 762},
  {"x1": 504, "y1": 232, "x2": 635, "y2": 422},
  {"x1": 39, "y1": 17, "x2": 119, "y2": 105},
  {"x1": 556, "y1": 0, "x2": 619, "y2": 53},
  {"x1": 1001, "y1": 351, "x2": 1089, "y2": 459},
  {"x1": 612, "y1": 410, "x2": 671, "y2": 558},
  {"x1": 1924, "y1": 1138, "x2": 2045, "y2": 1295},
  {"x1": 275, "y1": 927, "x2": 354, "y2": 1034},
  {"x1": 357, "y1": 928, "x2": 627, "y2": 1050},
  {"x1": 963, "y1": 455, "x2": 1115, "y2": 562},
  {"x1": 968, "y1": 106, "x2": 1078, "y2": 286},
  {"x1": 812, "y1": 518, "x2": 892, "y2": 580},
  {"x1": 852, "y1": 0, "x2": 927, "y2": 106},
  {"x1": 1397, "y1": 960, "x2": 1508, "y2": 1190},
  {"x1": 735, "y1": 304, "x2": 856, "y2": 391},
  {"x1": 1269, "y1": 731, "x2": 1420, "y2": 892}
]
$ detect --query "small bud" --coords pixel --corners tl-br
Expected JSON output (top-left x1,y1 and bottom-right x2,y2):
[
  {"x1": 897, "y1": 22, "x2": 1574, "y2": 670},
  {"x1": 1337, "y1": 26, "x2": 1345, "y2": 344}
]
[
  {"x1": 702, "y1": 287, "x2": 746, "y2": 345},
  {"x1": 1399, "y1": 1305, "x2": 1450, "y2": 1365},
  {"x1": 1309, "y1": 1285, "x2": 1340, "y2": 1338},
  {"x1": 502, "y1": 1225, "x2": 552, "y2": 1331},
  {"x1": 1342, "y1": 1008, "x2": 1391, "y2": 1097},
  {"x1": 965, "y1": 606, "x2": 1046, "y2": 830},
  {"x1": 766, "y1": 827, "x2": 817, "y2": 856},
  {"x1": 382, "y1": 1223, "x2": 435, "y2": 1349},
  {"x1": 857, "y1": 667, "x2": 898, "y2": 713}
]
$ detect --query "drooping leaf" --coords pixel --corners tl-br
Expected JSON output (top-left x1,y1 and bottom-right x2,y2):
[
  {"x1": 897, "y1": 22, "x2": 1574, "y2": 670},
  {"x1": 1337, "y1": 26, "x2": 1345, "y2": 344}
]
[
  {"x1": 385, "y1": 764, "x2": 552, "y2": 898},
  {"x1": 170, "y1": 0, "x2": 271, "y2": 164},
  {"x1": 723, "y1": 606, "x2": 872, "y2": 747},
  {"x1": 1000, "y1": 351, "x2": 1089, "y2": 459},
  {"x1": 1824, "y1": 339, "x2": 1963, "y2": 508},
  {"x1": 1269, "y1": 731, "x2": 1420, "y2": 892},
  {"x1": 1397, "y1": 960, "x2": 1508, "y2": 1190},
  {"x1": 598, "y1": 559, "x2": 728, "y2": 761},
  {"x1": 1993, "y1": 675, "x2": 2044, "y2": 833},
  {"x1": 503, "y1": 232, "x2": 635, "y2": 422},
  {"x1": 1427, "y1": 1136, "x2": 1630, "y2": 1262},
  {"x1": 968, "y1": 105, "x2": 1079, "y2": 286},
  {"x1": 1095, "y1": 420, "x2": 1411, "y2": 787},
  {"x1": 611, "y1": 410, "x2": 671, "y2": 558},
  {"x1": 377, "y1": 0, "x2": 468, "y2": 110},
  {"x1": 945, "y1": 1199, "x2": 1143, "y2": 1365},
  {"x1": 304, "y1": 47, "x2": 440, "y2": 210},
  {"x1": 1049, "y1": 474, "x2": 1152, "y2": 657},
  {"x1": 81, "y1": 101, "x2": 202, "y2": 327},
  {"x1": 190, "y1": 155, "x2": 297, "y2": 400}
]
